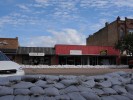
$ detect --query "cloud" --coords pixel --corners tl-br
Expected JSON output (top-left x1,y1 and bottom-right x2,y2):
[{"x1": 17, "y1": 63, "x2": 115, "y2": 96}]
[
  {"x1": 0, "y1": 16, "x2": 13, "y2": 27},
  {"x1": 113, "y1": 0, "x2": 133, "y2": 7},
  {"x1": 25, "y1": 36, "x2": 55, "y2": 47},
  {"x1": 33, "y1": 0, "x2": 133, "y2": 9},
  {"x1": 34, "y1": 0, "x2": 51, "y2": 7},
  {"x1": 32, "y1": 0, "x2": 133, "y2": 21},
  {"x1": 0, "y1": 13, "x2": 48, "y2": 27},
  {"x1": 80, "y1": 0, "x2": 133, "y2": 9},
  {"x1": 24, "y1": 29, "x2": 86, "y2": 47},
  {"x1": 17, "y1": 4, "x2": 30, "y2": 12},
  {"x1": 32, "y1": 0, "x2": 79, "y2": 20},
  {"x1": 80, "y1": 0, "x2": 110, "y2": 8},
  {"x1": 120, "y1": 15, "x2": 133, "y2": 20},
  {"x1": 21, "y1": 0, "x2": 133, "y2": 22},
  {"x1": 35, "y1": 0, "x2": 48, "y2": 4},
  {"x1": 52, "y1": 1, "x2": 79, "y2": 20},
  {"x1": 100, "y1": 12, "x2": 115, "y2": 17}
]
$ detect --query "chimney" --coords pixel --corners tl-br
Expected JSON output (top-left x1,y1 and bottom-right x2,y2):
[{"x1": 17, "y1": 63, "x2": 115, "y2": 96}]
[
  {"x1": 125, "y1": 17, "x2": 127, "y2": 20},
  {"x1": 117, "y1": 16, "x2": 120, "y2": 20},
  {"x1": 105, "y1": 22, "x2": 109, "y2": 27}
]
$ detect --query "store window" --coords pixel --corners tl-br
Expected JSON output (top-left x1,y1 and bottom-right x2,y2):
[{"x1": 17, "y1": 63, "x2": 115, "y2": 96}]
[
  {"x1": 89, "y1": 56, "x2": 97, "y2": 65},
  {"x1": 59, "y1": 56, "x2": 83, "y2": 65},
  {"x1": 59, "y1": 56, "x2": 67, "y2": 65},
  {"x1": 67, "y1": 56, "x2": 75, "y2": 65},
  {"x1": 119, "y1": 28, "x2": 124, "y2": 39}
]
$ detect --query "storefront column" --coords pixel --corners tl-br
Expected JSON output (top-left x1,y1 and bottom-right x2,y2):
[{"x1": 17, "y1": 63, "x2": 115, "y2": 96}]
[
  {"x1": 97, "y1": 56, "x2": 98, "y2": 65},
  {"x1": 81, "y1": 56, "x2": 83, "y2": 65},
  {"x1": 66, "y1": 56, "x2": 67, "y2": 65},
  {"x1": 127, "y1": 57, "x2": 128, "y2": 65},
  {"x1": 74, "y1": 56, "x2": 75, "y2": 65},
  {"x1": 55, "y1": 55, "x2": 59, "y2": 65},
  {"x1": 87, "y1": 56, "x2": 90, "y2": 65}
]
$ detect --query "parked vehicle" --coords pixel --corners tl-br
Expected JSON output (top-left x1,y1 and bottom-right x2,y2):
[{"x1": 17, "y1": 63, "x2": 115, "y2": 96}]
[
  {"x1": 128, "y1": 60, "x2": 133, "y2": 69},
  {"x1": 0, "y1": 51, "x2": 25, "y2": 76}
]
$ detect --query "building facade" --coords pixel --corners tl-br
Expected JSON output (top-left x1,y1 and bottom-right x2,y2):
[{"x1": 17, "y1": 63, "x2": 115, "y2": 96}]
[
  {"x1": 3, "y1": 16, "x2": 133, "y2": 65},
  {"x1": 0, "y1": 37, "x2": 120, "y2": 65},
  {"x1": 86, "y1": 17, "x2": 133, "y2": 64},
  {"x1": 0, "y1": 37, "x2": 19, "y2": 61},
  {"x1": 86, "y1": 17, "x2": 133, "y2": 46},
  {"x1": 16, "y1": 47, "x2": 55, "y2": 65},
  {"x1": 55, "y1": 44, "x2": 119, "y2": 65}
]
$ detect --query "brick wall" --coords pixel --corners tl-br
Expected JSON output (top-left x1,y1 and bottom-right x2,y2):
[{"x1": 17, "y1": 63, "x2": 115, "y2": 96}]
[
  {"x1": 86, "y1": 25, "x2": 108, "y2": 46},
  {"x1": 125, "y1": 18, "x2": 133, "y2": 34},
  {"x1": 86, "y1": 17, "x2": 133, "y2": 47},
  {"x1": 0, "y1": 37, "x2": 19, "y2": 49},
  {"x1": 107, "y1": 21, "x2": 118, "y2": 46}
]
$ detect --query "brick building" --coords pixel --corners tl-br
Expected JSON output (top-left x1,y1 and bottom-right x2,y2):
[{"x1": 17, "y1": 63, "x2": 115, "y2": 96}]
[
  {"x1": 55, "y1": 44, "x2": 119, "y2": 65},
  {"x1": 16, "y1": 47, "x2": 55, "y2": 65},
  {"x1": 0, "y1": 37, "x2": 56, "y2": 65},
  {"x1": 86, "y1": 17, "x2": 133, "y2": 64},
  {"x1": 0, "y1": 37, "x2": 120, "y2": 65},
  {"x1": 0, "y1": 37, "x2": 19, "y2": 61},
  {"x1": 86, "y1": 16, "x2": 133, "y2": 46},
  {"x1": 3, "y1": 16, "x2": 133, "y2": 65}
]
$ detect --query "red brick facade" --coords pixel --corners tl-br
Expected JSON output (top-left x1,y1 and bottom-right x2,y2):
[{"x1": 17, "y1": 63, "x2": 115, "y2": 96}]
[
  {"x1": 86, "y1": 17, "x2": 133, "y2": 46},
  {"x1": 55, "y1": 45, "x2": 119, "y2": 56},
  {"x1": 0, "y1": 37, "x2": 19, "y2": 49}
]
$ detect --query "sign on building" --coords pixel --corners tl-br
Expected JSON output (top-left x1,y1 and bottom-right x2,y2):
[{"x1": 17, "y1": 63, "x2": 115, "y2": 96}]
[
  {"x1": 29, "y1": 53, "x2": 45, "y2": 56},
  {"x1": 100, "y1": 50, "x2": 107, "y2": 55},
  {"x1": 70, "y1": 50, "x2": 82, "y2": 55},
  {"x1": 0, "y1": 41, "x2": 8, "y2": 45}
]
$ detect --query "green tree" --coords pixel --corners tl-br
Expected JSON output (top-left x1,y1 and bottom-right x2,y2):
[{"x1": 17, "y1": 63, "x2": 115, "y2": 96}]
[{"x1": 115, "y1": 34, "x2": 133, "y2": 56}]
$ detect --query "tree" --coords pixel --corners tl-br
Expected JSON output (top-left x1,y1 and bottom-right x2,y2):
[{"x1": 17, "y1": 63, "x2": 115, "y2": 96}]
[{"x1": 115, "y1": 34, "x2": 133, "y2": 56}]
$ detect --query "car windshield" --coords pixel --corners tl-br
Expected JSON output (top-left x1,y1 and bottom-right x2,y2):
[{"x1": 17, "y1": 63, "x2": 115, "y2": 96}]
[{"x1": 0, "y1": 52, "x2": 10, "y2": 61}]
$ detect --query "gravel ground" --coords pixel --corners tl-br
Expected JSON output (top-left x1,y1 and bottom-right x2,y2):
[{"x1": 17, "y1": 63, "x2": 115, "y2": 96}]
[{"x1": 24, "y1": 68, "x2": 133, "y2": 75}]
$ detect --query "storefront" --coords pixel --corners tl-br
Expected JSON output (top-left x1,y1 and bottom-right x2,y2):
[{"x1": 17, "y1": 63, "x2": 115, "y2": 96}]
[
  {"x1": 0, "y1": 37, "x2": 127, "y2": 65},
  {"x1": 17, "y1": 47, "x2": 55, "y2": 65},
  {"x1": 58, "y1": 55, "x2": 88, "y2": 65},
  {"x1": 55, "y1": 45, "x2": 119, "y2": 65},
  {"x1": 89, "y1": 55, "x2": 117, "y2": 65}
]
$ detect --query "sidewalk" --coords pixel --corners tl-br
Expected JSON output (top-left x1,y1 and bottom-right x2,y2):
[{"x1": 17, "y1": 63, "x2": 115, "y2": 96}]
[{"x1": 24, "y1": 68, "x2": 133, "y2": 75}]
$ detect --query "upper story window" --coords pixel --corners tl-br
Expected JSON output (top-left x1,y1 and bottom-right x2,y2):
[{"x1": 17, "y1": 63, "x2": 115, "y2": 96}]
[
  {"x1": 128, "y1": 29, "x2": 133, "y2": 34},
  {"x1": 119, "y1": 28, "x2": 124, "y2": 39}
]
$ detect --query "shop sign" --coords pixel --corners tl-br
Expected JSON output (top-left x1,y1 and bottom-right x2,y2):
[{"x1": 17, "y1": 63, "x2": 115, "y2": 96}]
[
  {"x1": 0, "y1": 41, "x2": 8, "y2": 45},
  {"x1": 29, "y1": 53, "x2": 45, "y2": 56},
  {"x1": 70, "y1": 50, "x2": 82, "y2": 55},
  {"x1": 100, "y1": 50, "x2": 107, "y2": 55}
]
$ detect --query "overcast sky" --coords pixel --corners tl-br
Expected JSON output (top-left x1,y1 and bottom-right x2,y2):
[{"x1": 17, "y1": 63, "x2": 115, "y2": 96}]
[{"x1": 0, "y1": 0, "x2": 133, "y2": 47}]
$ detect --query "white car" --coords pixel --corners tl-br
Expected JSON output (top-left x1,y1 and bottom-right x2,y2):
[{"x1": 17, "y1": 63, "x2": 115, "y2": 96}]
[{"x1": 0, "y1": 51, "x2": 25, "y2": 77}]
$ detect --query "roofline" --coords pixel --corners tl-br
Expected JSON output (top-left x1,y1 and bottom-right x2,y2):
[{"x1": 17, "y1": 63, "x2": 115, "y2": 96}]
[
  {"x1": 55, "y1": 44, "x2": 117, "y2": 48},
  {"x1": 0, "y1": 37, "x2": 18, "y2": 40},
  {"x1": 55, "y1": 44, "x2": 86, "y2": 46},
  {"x1": 19, "y1": 46, "x2": 54, "y2": 48}
]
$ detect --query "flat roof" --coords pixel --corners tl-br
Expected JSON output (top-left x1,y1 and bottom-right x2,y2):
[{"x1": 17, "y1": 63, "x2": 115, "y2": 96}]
[{"x1": 17, "y1": 47, "x2": 55, "y2": 55}]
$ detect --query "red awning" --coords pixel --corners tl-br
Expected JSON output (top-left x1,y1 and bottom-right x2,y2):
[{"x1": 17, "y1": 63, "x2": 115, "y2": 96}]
[{"x1": 55, "y1": 44, "x2": 119, "y2": 56}]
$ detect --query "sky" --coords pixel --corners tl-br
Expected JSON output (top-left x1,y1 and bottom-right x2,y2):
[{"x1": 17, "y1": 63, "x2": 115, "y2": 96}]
[{"x1": 0, "y1": 0, "x2": 133, "y2": 47}]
